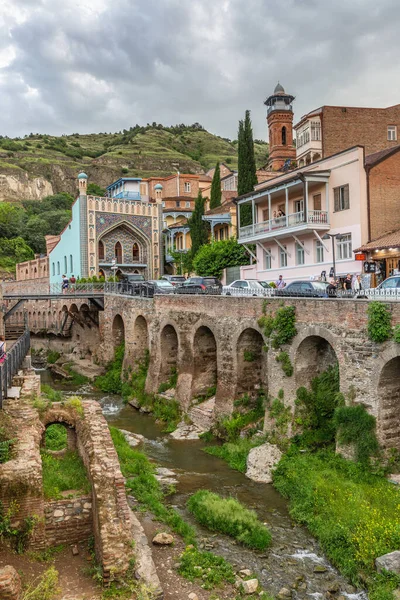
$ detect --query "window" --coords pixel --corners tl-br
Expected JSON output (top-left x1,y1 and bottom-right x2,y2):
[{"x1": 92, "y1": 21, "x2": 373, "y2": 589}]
[
  {"x1": 264, "y1": 250, "x2": 272, "y2": 270},
  {"x1": 388, "y1": 126, "x2": 397, "y2": 141},
  {"x1": 184, "y1": 182, "x2": 191, "y2": 193},
  {"x1": 279, "y1": 245, "x2": 287, "y2": 268},
  {"x1": 313, "y1": 194, "x2": 322, "y2": 211},
  {"x1": 262, "y1": 208, "x2": 270, "y2": 222},
  {"x1": 98, "y1": 240, "x2": 105, "y2": 260},
  {"x1": 296, "y1": 242, "x2": 305, "y2": 265},
  {"x1": 176, "y1": 201, "x2": 181, "y2": 207},
  {"x1": 282, "y1": 126, "x2": 287, "y2": 145},
  {"x1": 336, "y1": 233, "x2": 352, "y2": 260},
  {"x1": 311, "y1": 121, "x2": 321, "y2": 141},
  {"x1": 316, "y1": 240, "x2": 324, "y2": 263},
  {"x1": 186, "y1": 201, "x2": 191, "y2": 208},
  {"x1": 64, "y1": 256, "x2": 67, "y2": 273},
  {"x1": 115, "y1": 241, "x2": 122, "y2": 263},
  {"x1": 333, "y1": 184, "x2": 350, "y2": 211},
  {"x1": 294, "y1": 199, "x2": 304, "y2": 214},
  {"x1": 52, "y1": 263, "x2": 55, "y2": 276},
  {"x1": 132, "y1": 243, "x2": 140, "y2": 261},
  {"x1": 70, "y1": 255, "x2": 73, "y2": 272},
  {"x1": 57, "y1": 261, "x2": 60, "y2": 275}
]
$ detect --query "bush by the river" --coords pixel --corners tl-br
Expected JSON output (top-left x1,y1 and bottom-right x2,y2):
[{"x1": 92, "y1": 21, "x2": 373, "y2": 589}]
[
  {"x1": 187, "y1": 489, "x2": 272, "y2": 550},
  {"x1": 273, "y1": 448, "x2": 400, "y2": 599}
]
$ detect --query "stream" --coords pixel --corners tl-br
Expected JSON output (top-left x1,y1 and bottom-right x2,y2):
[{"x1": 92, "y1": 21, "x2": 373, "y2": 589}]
[{"x1": 38, "y1": 369, "x2": 366, "y2": 599}]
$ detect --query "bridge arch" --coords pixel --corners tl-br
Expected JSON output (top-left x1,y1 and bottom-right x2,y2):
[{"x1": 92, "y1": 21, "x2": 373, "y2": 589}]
[
  {"x1": 378, "y1": 353, "x2": 400, "y2": 449},
  {"x1": 236, "y1": 327, "x2": 266, "y2": 396},
  {"x1": 159, "y1": 324, "x2": 179, "y2": 385},
  {"x1": 294, "y1": 327, "x2": 339, "y2": 390},
  {"x1": 192, "y1": 325, "x2": 217, "y2": 398},
  {"x1": 112, "y1": 314, "x2": 125, "y2": 349},
  {"x1": 133, "y1": 315, "x2": 149, "y2": 363}
]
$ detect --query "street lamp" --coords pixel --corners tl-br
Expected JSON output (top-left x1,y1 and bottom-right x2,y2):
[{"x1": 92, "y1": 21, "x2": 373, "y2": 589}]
[{"x1": 322, "y1": 233, "x2": 343, "y2": 280}]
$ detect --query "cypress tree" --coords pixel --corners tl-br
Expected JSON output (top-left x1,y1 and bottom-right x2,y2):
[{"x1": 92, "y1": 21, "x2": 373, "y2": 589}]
[
  {"x1": 238, "y1": 110, "x2": 258, "y2": 226},
  {"x1": 189, "y1": 190, "x2": 209, "y2": 259},
  {"x1": 210, "y1": 162, "x2": 222, "y2": 209}
]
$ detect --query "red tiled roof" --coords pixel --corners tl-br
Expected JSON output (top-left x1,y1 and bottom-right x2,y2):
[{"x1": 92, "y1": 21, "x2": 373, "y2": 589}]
[
  {"x1": 354, "y1": 229, "x2": 400, "y2": 252},
  {"x1": 205, "y1": 200, "x2": 235, "y2": 216}
]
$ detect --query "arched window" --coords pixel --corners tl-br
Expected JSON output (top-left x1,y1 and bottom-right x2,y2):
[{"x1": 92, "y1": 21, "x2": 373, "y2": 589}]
[
  {"x1": 64, "y1": 256, "x2": 67, "y2": 273},
  {"x1": 132, "y1": 243, "x2": 140, "y2": 261},
  {"x1": 57, "y1": 261, "x2": 60, "y2": 275},
  {"x1": 98, "y1": 240, "x2": 105, "y2": 260},
  {"x1": 70, "y1": 255, "x2": 73, "y2": 272},
  {"x1": 115, "y1": 242, "x2": 122, "y2": 263},
  {"x1": 282, "y1": 126, "x2": 287, "y2": 146},
  {"x1": 52, "y1": 263, "x2": 55, "y2": 276}
]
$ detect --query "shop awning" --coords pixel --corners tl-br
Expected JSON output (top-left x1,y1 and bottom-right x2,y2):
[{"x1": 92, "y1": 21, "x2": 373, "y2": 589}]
[{"x1": 354, "y1": 229, "x2": 400, "y2": 253}]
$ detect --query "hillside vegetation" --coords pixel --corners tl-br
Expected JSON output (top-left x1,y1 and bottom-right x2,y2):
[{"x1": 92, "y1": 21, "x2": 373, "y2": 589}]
[{"x1": 0, "y1": 123, "x2": 269, "y2": 198}]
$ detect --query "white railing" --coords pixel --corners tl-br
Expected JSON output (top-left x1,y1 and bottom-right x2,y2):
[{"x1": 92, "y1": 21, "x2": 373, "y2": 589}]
[{"x1": 239, "y1": 210, "x2": 328, "y2": 239}]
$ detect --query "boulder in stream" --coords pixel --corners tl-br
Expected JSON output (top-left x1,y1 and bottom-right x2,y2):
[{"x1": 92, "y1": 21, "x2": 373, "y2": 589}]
[
  {"x1": 119, "y1": 429, "x2": 145, "y2": 448},
  {"x1": 245, "y1": 442, "x2": 282, "y2": 483},
  {"x1": 170, "y1": 423, "x2": 203, "y2": 440},
  {"x1": 376, "y1": 550, "x2": 400, "y2": 574}
]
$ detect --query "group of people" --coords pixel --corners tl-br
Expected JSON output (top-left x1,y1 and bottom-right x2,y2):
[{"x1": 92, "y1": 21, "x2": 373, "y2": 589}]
[
  {"x1": 275, "y1": 273, "x2": 363, "y2": 296},
  {"x1": 61, "y1": 274, "x2": 76, "y2": 293}
]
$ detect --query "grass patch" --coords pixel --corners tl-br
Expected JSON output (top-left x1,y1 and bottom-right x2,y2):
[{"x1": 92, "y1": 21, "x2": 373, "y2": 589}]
[
  {"x1": 62, "y1": 364, "x2": 89, "y2": 386},
  {"x1": 41, "y1": 450, "x2": 91, "y2": 499},
  {"x1": 110, "y1": 427, "x2": 195, "y2": 544},
  {"x1": 95, "y1": 344, "x2": 125, "y2": 395},
  {"x1": 187, "y1": 490, "x2": 271, "y2": 550},
  {"x1": 177, "y1": 546, "x2": 235, "y2": 590},
  {"x1": 157, "y1": 366, "x2": 177, "y2": 393},
  {"x1": 44, "y1": 424, "x2": 67, "y2": 451},
  {"x1": 273, "y1": 448, "x2": 400, "y2": 598},
  {"x1": 41, "y1": 384, "x2": 63, "y2": 402},
  {"x1": 28, "y1": 545, "x2": 65, "y2": 563},
  {"x1": 21, "y1": 566, "x2": 60, "y2": 600},
  {"x1": 205, "y1": 437, "x2": 263, "y2": 473},
  {"x1": 46, "y1": 350, "x2": 61, "y2": 364}
]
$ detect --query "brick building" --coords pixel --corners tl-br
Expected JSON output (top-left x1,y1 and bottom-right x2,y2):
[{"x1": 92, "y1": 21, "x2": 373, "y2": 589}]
[{"x1": 295, "y1": 104, "x2": 400, "y2": 166}]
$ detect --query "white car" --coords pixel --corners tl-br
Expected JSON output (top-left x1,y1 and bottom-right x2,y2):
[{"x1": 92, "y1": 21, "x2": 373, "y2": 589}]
[
  {"x1": 361, "y1": 276, "x2": 400, "y2": 300},
  {"x1": 222, "y1": 279, "x2": 272, "y2": 296}
]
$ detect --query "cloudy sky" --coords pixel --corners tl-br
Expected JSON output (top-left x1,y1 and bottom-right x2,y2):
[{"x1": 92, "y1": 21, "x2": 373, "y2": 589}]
[{"x1": 1, "y1": 0, "x2": 400, "y2": 141}]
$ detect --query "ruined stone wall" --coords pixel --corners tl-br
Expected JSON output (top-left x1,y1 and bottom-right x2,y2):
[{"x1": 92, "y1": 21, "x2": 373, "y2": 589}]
[{"x1": 44, "y1": 495, "x2": 92, "y2": 547}]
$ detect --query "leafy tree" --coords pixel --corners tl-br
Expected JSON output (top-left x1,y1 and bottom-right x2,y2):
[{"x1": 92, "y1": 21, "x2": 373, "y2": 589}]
[
  {"x1": 238, "y1": 110, "x2": 257, "y2": 226},
  {"x1": 188, "y1": 191, "x2": 209, "y2": 259},
  {"x1": 0, "y1": 237, "x2": 34, "y2": 271},
  {"x1": 210, "y1": 162, "x2": 222, "y2": 209},
  {"x1": 0, "y1": 204, "x2": 25, "y2": 238},
  {"x1": 87, "y1": 183, "x2": 106, "y2": 197},
  {"x1": 193, "y1": 238, "x2": 249, "y2": 278}
]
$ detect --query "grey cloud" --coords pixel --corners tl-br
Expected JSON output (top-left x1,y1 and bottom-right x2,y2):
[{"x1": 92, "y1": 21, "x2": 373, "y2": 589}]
[{"x1": 1, "y1": 0, "x2": 400, "y2": 139}]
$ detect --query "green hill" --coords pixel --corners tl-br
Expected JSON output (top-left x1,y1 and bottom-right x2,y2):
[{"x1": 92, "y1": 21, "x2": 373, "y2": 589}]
[{"x1": 0, "y1": 124, "x2": 269, "y2": 199}]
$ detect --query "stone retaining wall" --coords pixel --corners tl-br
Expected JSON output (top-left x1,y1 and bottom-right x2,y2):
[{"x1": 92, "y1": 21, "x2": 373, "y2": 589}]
[
  {"x1": 0, "y1": 566, "x2": 21, "y2": 600},
  {"x1": 44, "y1": 495, "x2": 92, "y2": 547}
]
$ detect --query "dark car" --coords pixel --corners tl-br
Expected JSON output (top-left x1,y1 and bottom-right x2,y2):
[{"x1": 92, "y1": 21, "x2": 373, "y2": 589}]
[
  {"x1": 175, "y1": 276, "x2": 223, "y2": 295},
  {"x1": 161, "y1": 275, "x2": 187, "y2": 287},
  {"x1": 274, "y1": 280, "x2": 335, "y2": 298},
  {"x1": 116, "y1": 272, "x2": 145, "y2": 295},
  {"x1": 135, "y1": 280, "x2": 175, "y2": 297}
]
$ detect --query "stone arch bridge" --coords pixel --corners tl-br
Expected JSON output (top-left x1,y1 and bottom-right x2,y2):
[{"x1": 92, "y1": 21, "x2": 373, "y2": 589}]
[{"x1": 20, "y1": 294, "x2": 400, "y2": 449}]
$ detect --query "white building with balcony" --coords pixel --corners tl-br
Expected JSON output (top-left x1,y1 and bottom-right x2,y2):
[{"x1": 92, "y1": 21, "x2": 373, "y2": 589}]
[
  {"x1": 107, "y1": 177, "x2": 142, "y2": 200},
  {"x1": 295, "y1": 110, "x2": 322, "y2": 166},
  {"x1": 237, "y1": 146, "x2": 369, "y2": 283}
]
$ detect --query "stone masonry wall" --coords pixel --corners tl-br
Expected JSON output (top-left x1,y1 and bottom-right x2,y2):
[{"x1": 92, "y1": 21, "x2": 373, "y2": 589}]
[
  {"x1": 369, "y1": 150, "x2": 400, "y2": 240},
  {"x1": 44, "y1": 495, "x2": 92, "y2": 547}
]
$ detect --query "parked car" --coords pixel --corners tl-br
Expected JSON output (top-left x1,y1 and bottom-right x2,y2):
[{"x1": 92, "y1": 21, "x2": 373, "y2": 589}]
[
  {"x1": 116, "y1": 273, "x2": 145, "y2": 295},
  {"x1": 161, "y1": 275, "x2": 187, "y2": 287},
  {"x1": 136, "y1": 280, "x2": 175, "y2": 297},
  {"x1": 175, "y1": 276, "x2": 223, "y2": 295},
  {"x1": 223, "y1": 279, "x2": 271, "y2": 296},
  {"x1": 361, "y1": 276, "x2": 400, "y2": 299},
  {"x1": 274, "y1": 280, "x2": 334, "y2": 298}
]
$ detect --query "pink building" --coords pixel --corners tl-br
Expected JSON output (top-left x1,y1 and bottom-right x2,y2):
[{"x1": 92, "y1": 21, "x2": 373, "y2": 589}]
[{"x1": 237, "y1": 146, "x2": 369, "y2": 283}]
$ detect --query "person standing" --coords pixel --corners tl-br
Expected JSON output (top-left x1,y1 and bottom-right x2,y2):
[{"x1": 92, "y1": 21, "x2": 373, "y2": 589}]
[
  {"x1": 62, "y1": 274, "x2": 69, "y2": 294},
  {"x1": 276, "y1": 275, "x2": 286, "y2": 289},
  {"x1": 69, "y1": 274, "x2": 76, "y2": 291},
  {"x1": 343, "y1": 274, "x2": 352, "y2": 293},
  {"x1": 353, "y1": 275, "x2": 362, "y2": 294},
  {"x1": 326, "y1": 278, "x2": 337, "y2": 298}
]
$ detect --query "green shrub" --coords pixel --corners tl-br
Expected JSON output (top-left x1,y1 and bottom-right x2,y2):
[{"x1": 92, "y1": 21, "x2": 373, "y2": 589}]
[
  {"x1": 334, "y1": 405, "x2": 379, "y2": 464},
  {"x1": 268, "y1": 396, "x2": 291, "y2": 436},
  {"x1": 157, "y1": 366, "x2": 178, "y2": 393},
  {"x1": 0, "y1": 500, "x2": 39, "y2": 554},
  {"x1": 41, "y1": 384, "x2": 62, "y2": 402},
  {"x1": 41, "y1": 450, "x2": 90, "y2": 499},
  {"x1": 110, "y1": 427, "x2": 195, "y2": 544},
  {"x1": 64, "y1": 396, "x2": 84, "y2": 417},
  {"x1": 46, "y1": 350, "x2": 60, "y2": 364},
  {"x1": 187, "y1": 490, "x2": 272, "y2": 550},
  {"x1": 178, "y1": 546, "x2": 235, "y2": 589},
  {"x1": 259, "y1": 305, "x2": 297, "y2": 349},
  {"x1": 243, "y1": 350, "x2": 255, "y2": 362},
  {"x1": 273, "y1": 448, "x2": 400, "y2": 595},
  {"x1": 276, "y1": 351, "x2": 293, "y2": 376},
  {"x1": 44, "y1": 424, "x2": 67, "y2": 451},
  {"x1": 205, "y1": 437, "x2": 263, "y2": 473},
  {"x1": 192, "y1": 238, "x2": 249, "y2": 279},
  {"x1": 0, "y1": 414, "x2": 14, "y2": 463},
  {"x1": 367, "y1": 302, "x2": 392, "y2": 343}
]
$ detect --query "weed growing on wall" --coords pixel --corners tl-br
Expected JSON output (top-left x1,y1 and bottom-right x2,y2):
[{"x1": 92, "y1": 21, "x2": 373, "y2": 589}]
[
  {"x1": 158, "y1": 366, "x2": 178, "y2": 393},
  {"x1": 333, "y1": 405, "x2": 380, "y2": 465},
  {"x1": 367, "y1": 302, "x2": 392, "y2": 343},
  {"x1": 187, "y1": 490, "x2": 272, "y2": 550},
  {"x1": 0, "y1": 412, "x2": 14, "y2": 463},
  {"x1": 258, "y1": 303, "x2": 297, "y2": 350},
  {"x1": 276, "y1": 351, "x2": 293, "y2": 376},
  {"x1": 393, "y1": 324, "x2": 400, "y2": 343},
  {"x1": 41, "y1": 385, "x2": 63, "y2": 402},
  {"x1": 44, "y1": 424, "x2": 67, "y2": 451},
  {"x1": 95, "y1": 344, "x2": 125, "y2": 394},
  {"x1": 46, "y1": 350, "x2": 61, "y2": 364},
  {"x1": 0, "y1": 500, "x2": 39, "y2": 554}
]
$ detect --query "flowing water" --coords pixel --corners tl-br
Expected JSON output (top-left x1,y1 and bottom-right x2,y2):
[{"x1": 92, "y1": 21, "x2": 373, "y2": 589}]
[{"x1": 39, "y1": 370, "x2": 366, "y2": 599}]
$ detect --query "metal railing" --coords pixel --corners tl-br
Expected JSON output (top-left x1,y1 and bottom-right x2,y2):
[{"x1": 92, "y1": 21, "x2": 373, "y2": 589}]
[
  {"x1": 0, "y1": 328, "x2": 30, "y2": 407},
  {"x1": 238, "y1": 210, "x2": 329, "y2": 240},
  {"x1": 4, "y1": 283, "x2": 106, "y2": 298}
]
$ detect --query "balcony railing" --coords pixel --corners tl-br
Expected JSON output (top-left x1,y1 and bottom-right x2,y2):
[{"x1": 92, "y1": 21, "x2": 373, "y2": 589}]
[
  {"x1": 112, "y1": 191, "x2": 141, "y2": 200},
  {"x1": 239, "y1": 210, "x2": 328, "y2": 240}
]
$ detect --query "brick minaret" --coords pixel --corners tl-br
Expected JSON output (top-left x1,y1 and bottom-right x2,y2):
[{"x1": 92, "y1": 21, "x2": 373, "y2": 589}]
[{"x1": 265, "y1": 83, "x2": 296, "y2": 171}]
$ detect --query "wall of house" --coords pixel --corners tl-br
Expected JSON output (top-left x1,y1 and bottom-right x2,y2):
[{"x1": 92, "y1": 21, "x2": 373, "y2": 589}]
[
  {"x1": 49, "y1": 198, "x2": 81, "y2": 284},
  {"x1": 368, "y1": 151, "x2": 400, "y2": 240},
  {"x1": 322, "y1": 105, "x2": 400, "y2": 158},
  {"x1": 16, "y1": 257, "x2": 49, "y2": 282}
]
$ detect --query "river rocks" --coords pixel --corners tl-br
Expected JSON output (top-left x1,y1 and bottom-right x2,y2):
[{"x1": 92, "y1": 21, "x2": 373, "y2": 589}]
[
  {"x1": 277, "y1": 587, "x2": 292, "y2": 598},
  {"x1": 128, "y1": 398, "x2": 140, "y2": 409},
  {"x1": 314, "y1": 565, "x2": 328, "y2": 573},
  {"x1": 239, "y1": 569, "x2": 252, "y2": 578},
  {"x1": 242, "y1": 578, "x2": 259, "y2": 594},
  {"x1": 152, "y1": 532, "x2": 174, "y2": 545},
  {"x1": 245, "y1": 443, "x2": 282, "y2": 483},
  {"x1": 119, "y1": 429, "x2": 145, "y2": 448},
  {"x1": 376, "y1": 551, "x2": 400, "y2": 574},
  {"x1": 170, "y1": 423, "x2": 202, "y2": 440},
  {"x1": 49, "y1": 363, "x2": 72, "y2": 379},
  {"x1": 155, "y1": 467, "x2": 178, "y2": 487},
  {"x1": 188, "y1": 396, "x2": 215, "y2": 431}
]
